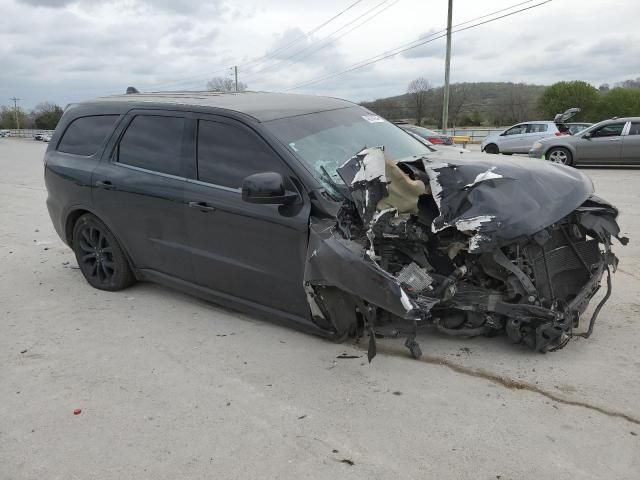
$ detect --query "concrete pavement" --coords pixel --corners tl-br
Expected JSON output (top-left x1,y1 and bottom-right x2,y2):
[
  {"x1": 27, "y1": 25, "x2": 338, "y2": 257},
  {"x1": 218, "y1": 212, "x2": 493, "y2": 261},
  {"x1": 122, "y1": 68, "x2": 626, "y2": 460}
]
[{"x1": 1, "y1": 138, "x2": 638, "y2": 479}]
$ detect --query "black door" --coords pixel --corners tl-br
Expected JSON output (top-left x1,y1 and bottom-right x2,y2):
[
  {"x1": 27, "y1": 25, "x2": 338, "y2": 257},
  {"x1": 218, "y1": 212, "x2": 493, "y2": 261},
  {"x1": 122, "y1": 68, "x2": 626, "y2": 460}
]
[
  {"x1": 92, "y1": 111, "x2": 194, "y2": 281},
  {"x1": 183, "y1": 116, "x2": 311, "y2": 319}
]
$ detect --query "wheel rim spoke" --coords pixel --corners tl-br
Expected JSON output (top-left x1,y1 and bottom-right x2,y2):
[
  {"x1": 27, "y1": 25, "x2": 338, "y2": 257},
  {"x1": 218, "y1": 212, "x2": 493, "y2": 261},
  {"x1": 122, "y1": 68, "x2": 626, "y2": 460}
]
[
  {"x1": 79, "y1": 240, "x2": 93, "y2": 253},
  {"x1": 81, "y1": 229, "x2": 93, "y2": 247},
  {"x1": 99, "y1": 261, "x2": 109, "y2": 279},
  {"x1": 78, "y1": 224, "x2": 115, "y2": 283}
]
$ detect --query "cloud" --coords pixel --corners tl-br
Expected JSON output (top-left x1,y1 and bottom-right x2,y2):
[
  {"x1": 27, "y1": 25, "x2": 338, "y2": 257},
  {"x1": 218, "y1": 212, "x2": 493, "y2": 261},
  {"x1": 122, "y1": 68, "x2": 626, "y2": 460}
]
[
  {"x1": 1, "y1": 0, "x2": 639, "y2": 108},
  {"x1": 15, "y1": 0, "x2": 226, "y2": 14}
]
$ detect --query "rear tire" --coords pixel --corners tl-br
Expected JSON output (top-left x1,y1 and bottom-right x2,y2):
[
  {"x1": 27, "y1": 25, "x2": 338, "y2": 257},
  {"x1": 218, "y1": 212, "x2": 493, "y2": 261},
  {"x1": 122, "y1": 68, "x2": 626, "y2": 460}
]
[
  {"x1": 546, "y1": 147, "x2": 573, "y2": 166},
  {"x1": 72, "y1": 213, "x2": 136, "y2": 291},
  {"x1": 484, "y1": 144, "x2": 499, "y2": 154}
]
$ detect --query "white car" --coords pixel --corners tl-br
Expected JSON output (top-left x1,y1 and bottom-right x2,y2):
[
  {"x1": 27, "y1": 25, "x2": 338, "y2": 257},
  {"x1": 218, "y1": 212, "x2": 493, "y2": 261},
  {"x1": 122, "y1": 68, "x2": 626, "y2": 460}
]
[
  {"x1": 481, "y1": 121, "x2": 563, "y2": 155},
  {"x1": 481, "y1": 108, "x2": 581, "y2": 155}
]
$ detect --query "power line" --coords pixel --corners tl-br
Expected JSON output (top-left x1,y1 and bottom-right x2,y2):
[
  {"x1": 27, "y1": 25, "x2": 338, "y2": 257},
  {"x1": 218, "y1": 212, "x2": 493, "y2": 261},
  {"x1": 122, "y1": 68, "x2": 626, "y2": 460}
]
[
  {"x1": 244, "y1": 0, "x2": 364, "y2": 68},
  {"x1": 243, "y1": 0, "x2": 398, "y2": 82},
  {"x1": 285, "y1": 0, "x2": 552, "y2": 91},
  {"x1": 144, "y1": 0, "x2": 364, "y2": 91}
]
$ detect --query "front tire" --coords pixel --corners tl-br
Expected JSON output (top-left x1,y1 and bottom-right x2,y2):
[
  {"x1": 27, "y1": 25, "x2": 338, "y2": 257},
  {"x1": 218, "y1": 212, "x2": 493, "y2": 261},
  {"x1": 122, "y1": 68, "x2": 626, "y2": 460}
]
[
  {"x1": 547, "y1": 147, "x2": 573, "y2": 166},
  {"x1": 484, "y1": 144, "x2": 499, "y2": 154},
  {"x1": 72, "y1": 213, "x2": 135, "y2": 291}
]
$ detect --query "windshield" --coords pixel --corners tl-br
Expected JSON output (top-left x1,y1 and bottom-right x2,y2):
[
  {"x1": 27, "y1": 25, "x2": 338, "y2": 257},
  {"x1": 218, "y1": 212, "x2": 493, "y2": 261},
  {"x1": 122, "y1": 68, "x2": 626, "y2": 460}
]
[{"x1": 264, "y1": 106, "x2": 431, "y2": 191}]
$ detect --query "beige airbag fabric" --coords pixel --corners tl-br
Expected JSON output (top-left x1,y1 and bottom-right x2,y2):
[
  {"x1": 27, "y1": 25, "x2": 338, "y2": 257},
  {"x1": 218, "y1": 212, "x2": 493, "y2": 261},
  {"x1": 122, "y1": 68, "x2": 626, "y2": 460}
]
[{"x1": 376, "y1": 157, "x2": 428, "y2": 214}]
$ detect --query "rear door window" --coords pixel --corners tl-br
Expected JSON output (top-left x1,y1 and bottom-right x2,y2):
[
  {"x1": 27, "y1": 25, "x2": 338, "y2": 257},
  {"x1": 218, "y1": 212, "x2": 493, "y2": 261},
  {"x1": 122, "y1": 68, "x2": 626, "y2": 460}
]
[
  {"x1": 58, "y1": 115, "x2": 119, "y2": 156},
  {"x1": 196, "y1": 120, "x2": 285, "y2": 189},
  {"x1": 117, "y1": 115, "x2": 185, "y2": 176},
  {"x1": 528, "y1": 124, "x2": 548, "y2": 133}
]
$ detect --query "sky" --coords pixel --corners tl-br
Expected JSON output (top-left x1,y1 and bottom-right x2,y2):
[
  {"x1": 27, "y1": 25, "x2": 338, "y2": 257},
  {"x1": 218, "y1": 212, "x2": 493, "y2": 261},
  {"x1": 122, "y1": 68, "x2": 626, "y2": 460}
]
[{"x1": 1, "y1": 0, "x2": 639, "y2": 110}]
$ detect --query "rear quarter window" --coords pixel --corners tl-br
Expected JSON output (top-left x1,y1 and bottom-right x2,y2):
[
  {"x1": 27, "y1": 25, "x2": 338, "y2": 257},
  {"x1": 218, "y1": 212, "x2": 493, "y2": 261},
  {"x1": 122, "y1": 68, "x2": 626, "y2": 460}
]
[{"x1": 58, "y1": 115, "x2": 119, "y2": 156}]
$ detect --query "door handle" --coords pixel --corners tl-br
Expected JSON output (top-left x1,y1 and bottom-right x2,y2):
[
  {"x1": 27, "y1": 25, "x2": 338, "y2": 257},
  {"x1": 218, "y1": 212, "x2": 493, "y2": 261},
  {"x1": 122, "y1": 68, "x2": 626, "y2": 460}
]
[
  {"x1": 609, "y1": 138, "x2": 621, "y2": 141},
  {"x1": 188, "y1": 201, "x2": 216, "y2": 212},
  {"x1": 95, "y1": 180, "x2": 115, "y2": 190}
]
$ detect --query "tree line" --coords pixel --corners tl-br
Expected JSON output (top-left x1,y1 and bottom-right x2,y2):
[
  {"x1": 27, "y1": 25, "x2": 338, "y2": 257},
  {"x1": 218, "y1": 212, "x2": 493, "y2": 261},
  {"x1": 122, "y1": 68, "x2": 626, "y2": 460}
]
[
  {"x1": 0, "y1": 102, "x2": 64, "y2": 130},
  {"x1": 362, "y1": 77, "x2": 640, "y2": 128},
  {"x1": 0, "y1": 75, "x2": 244, "y2": 132}
]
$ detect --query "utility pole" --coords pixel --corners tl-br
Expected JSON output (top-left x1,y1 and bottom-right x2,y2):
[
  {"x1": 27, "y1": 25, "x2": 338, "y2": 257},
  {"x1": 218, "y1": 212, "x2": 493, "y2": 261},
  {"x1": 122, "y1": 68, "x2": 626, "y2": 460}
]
[
  {"x1": 10, "y1": 96, "x2": 20, "y2": 130},
  {"x1": 234, "y1": 66, "x2": 238, "y2": 92},
  {"x1": 441, "y1": 0, "x2": 453, "y2": 134}
]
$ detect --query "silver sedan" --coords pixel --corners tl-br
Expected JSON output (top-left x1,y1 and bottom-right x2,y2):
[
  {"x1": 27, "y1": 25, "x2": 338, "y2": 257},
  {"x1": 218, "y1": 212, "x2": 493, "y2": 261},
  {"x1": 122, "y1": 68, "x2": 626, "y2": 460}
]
[{"x1": 529, "y1": 117, "x2": 640, "y2": 166}]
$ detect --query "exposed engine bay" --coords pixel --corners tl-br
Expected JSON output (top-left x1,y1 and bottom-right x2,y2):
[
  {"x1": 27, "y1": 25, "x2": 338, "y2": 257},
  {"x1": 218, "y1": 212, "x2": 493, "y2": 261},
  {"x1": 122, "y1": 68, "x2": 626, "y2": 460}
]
[{"x1": 304, "y1": 147, "x2": 628, "y2": 360}]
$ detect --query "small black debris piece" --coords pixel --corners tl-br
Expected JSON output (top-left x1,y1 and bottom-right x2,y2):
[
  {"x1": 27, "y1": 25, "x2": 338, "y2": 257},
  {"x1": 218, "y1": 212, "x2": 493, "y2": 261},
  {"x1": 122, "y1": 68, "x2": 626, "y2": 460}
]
[{"x1": 336, "y1": 353, "x2": 361, "y2": 359}]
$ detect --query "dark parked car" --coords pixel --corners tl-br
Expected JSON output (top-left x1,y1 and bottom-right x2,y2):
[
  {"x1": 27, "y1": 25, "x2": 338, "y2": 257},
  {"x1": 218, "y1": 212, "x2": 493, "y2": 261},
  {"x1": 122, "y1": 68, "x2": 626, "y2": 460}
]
[
  {"x1": 397, "y1": 124, "x2": 454, "y2": 145},
  {"x1": 45, "y1": 91, "x2": 625, "y2": 358}
]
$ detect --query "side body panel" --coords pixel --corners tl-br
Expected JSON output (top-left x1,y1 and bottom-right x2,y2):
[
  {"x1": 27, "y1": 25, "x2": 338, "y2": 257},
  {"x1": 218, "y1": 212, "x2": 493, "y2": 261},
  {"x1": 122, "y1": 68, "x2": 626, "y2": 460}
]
[
  {"x1": 91, "y1": 109, "x2": 194, "y2": 281},
  {"x1": 182, "y1": 114, "x2": 312, "y2": 318},
  {"x1": 576, "y1": 122, "x2": 626, "y2": 164}
]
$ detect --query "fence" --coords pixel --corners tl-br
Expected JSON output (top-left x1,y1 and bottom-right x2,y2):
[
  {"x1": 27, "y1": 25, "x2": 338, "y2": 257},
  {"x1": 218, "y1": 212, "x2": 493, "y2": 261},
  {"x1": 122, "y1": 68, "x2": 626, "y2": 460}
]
[
  {"x1": 1, "y1": 129, "x2": 54, "y2": 138},
  {"x1": 432, "y1": 127, "x2": 505, "y2": 143},
  {"x1": 2, "y1": 127, "x2": 504, "y2": 144}
]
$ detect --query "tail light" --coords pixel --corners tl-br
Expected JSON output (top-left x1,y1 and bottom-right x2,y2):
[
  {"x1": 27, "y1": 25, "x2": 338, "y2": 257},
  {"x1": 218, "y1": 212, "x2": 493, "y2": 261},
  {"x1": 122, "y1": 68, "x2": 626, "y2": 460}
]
[{"x1": 428, "y1": 137, "x2": 444, "y2": 144}]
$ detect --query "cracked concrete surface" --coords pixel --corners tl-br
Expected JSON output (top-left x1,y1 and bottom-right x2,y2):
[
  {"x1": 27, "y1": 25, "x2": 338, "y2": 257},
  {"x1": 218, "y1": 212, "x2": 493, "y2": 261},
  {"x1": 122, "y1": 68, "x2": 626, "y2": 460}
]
[{"x1": 1, "y1": 139, "x2": 639, "y2": 479}]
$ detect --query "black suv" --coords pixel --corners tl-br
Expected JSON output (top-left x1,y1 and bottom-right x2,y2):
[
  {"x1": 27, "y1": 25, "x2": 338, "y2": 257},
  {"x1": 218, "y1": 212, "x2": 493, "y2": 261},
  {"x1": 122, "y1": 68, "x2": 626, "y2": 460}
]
[{"x1": 45, "y1": 91, "x2": 624, "y2": 358}]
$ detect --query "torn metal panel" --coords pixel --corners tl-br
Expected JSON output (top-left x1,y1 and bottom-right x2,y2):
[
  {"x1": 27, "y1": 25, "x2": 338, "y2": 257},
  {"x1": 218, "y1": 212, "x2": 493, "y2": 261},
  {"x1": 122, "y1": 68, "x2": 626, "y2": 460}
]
[
  {"x1": 304, "y1": 218, "x2": 421, "y2": 320},
  {"x1": 337, "y1": 148, "x2": 389, "y2": 225}
]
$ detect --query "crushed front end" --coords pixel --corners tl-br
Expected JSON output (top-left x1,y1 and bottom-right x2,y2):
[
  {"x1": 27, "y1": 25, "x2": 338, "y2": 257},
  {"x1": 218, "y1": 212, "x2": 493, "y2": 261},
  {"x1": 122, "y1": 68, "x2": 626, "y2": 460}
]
[{"x1": 304, "y1": 147, "x2": 627, "y2": 359}]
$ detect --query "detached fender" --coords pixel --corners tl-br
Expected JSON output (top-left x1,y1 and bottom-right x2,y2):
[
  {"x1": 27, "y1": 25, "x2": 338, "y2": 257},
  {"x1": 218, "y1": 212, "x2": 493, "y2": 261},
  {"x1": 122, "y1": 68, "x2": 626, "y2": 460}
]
[{"x1": 304, "y1": 218, "x2": 420, "y2": 321}]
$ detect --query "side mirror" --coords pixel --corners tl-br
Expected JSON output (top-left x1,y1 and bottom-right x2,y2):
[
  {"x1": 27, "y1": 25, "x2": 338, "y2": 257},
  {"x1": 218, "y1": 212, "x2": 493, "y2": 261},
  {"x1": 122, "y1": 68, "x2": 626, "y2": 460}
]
[
  {"x1": 241, "y1": 172, "x2": 299, "y2": 205},
  {"x1": 582, "y1": 132, "x2": 592, "y2": 139}
]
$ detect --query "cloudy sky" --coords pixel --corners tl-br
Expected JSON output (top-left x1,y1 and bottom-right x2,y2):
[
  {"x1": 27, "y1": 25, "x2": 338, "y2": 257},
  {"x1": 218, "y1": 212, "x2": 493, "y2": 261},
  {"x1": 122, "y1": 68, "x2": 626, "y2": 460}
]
[{"x1": 1, "y1": 0, "x2": 639, "y2": 109}]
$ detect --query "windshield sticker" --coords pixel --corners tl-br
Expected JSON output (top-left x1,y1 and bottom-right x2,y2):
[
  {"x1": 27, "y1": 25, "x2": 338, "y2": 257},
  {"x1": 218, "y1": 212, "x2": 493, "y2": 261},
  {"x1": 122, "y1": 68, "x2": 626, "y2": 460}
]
[{"x1": 362, "y1": 114, "x2": 385, "y2": 123}]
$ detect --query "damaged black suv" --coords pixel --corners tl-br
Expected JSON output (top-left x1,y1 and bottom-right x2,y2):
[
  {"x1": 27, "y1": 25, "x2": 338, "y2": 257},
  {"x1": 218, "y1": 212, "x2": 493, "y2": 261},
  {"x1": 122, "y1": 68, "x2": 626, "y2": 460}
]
[{"x1": 45, "y1": 91, "x2": 626, "y2": 359}]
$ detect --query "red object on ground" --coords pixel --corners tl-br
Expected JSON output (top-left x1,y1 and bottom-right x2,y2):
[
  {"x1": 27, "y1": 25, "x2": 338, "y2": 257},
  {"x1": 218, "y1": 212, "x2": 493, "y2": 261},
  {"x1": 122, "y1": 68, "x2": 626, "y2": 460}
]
[{"x1": 73, "y1": 408, "x2": 82, "y2": 415}]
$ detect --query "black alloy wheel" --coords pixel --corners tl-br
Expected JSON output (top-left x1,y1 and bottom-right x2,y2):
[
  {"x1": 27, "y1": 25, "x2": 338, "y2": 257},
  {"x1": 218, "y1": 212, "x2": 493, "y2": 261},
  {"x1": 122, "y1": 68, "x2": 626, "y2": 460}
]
[{"x1": 72, "y1": 214, "x2": 135, "y2": 291}]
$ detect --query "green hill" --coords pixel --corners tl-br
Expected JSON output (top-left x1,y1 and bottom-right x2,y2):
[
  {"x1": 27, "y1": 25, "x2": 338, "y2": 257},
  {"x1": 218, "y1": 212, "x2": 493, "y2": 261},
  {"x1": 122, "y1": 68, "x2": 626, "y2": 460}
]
[{"x1": 361, "y1": 82, "x2": 547, "y2": 127}]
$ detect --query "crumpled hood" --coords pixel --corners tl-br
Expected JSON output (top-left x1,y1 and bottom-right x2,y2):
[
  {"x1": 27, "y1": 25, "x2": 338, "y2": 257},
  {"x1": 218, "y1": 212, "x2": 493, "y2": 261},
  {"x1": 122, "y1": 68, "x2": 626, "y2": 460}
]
[
  {"x1": 337, "y1": 148, "x2": 595, "y2": 253},
  {"x1": 414, "y1": 152, "x2": 594, "y2": 251}
]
